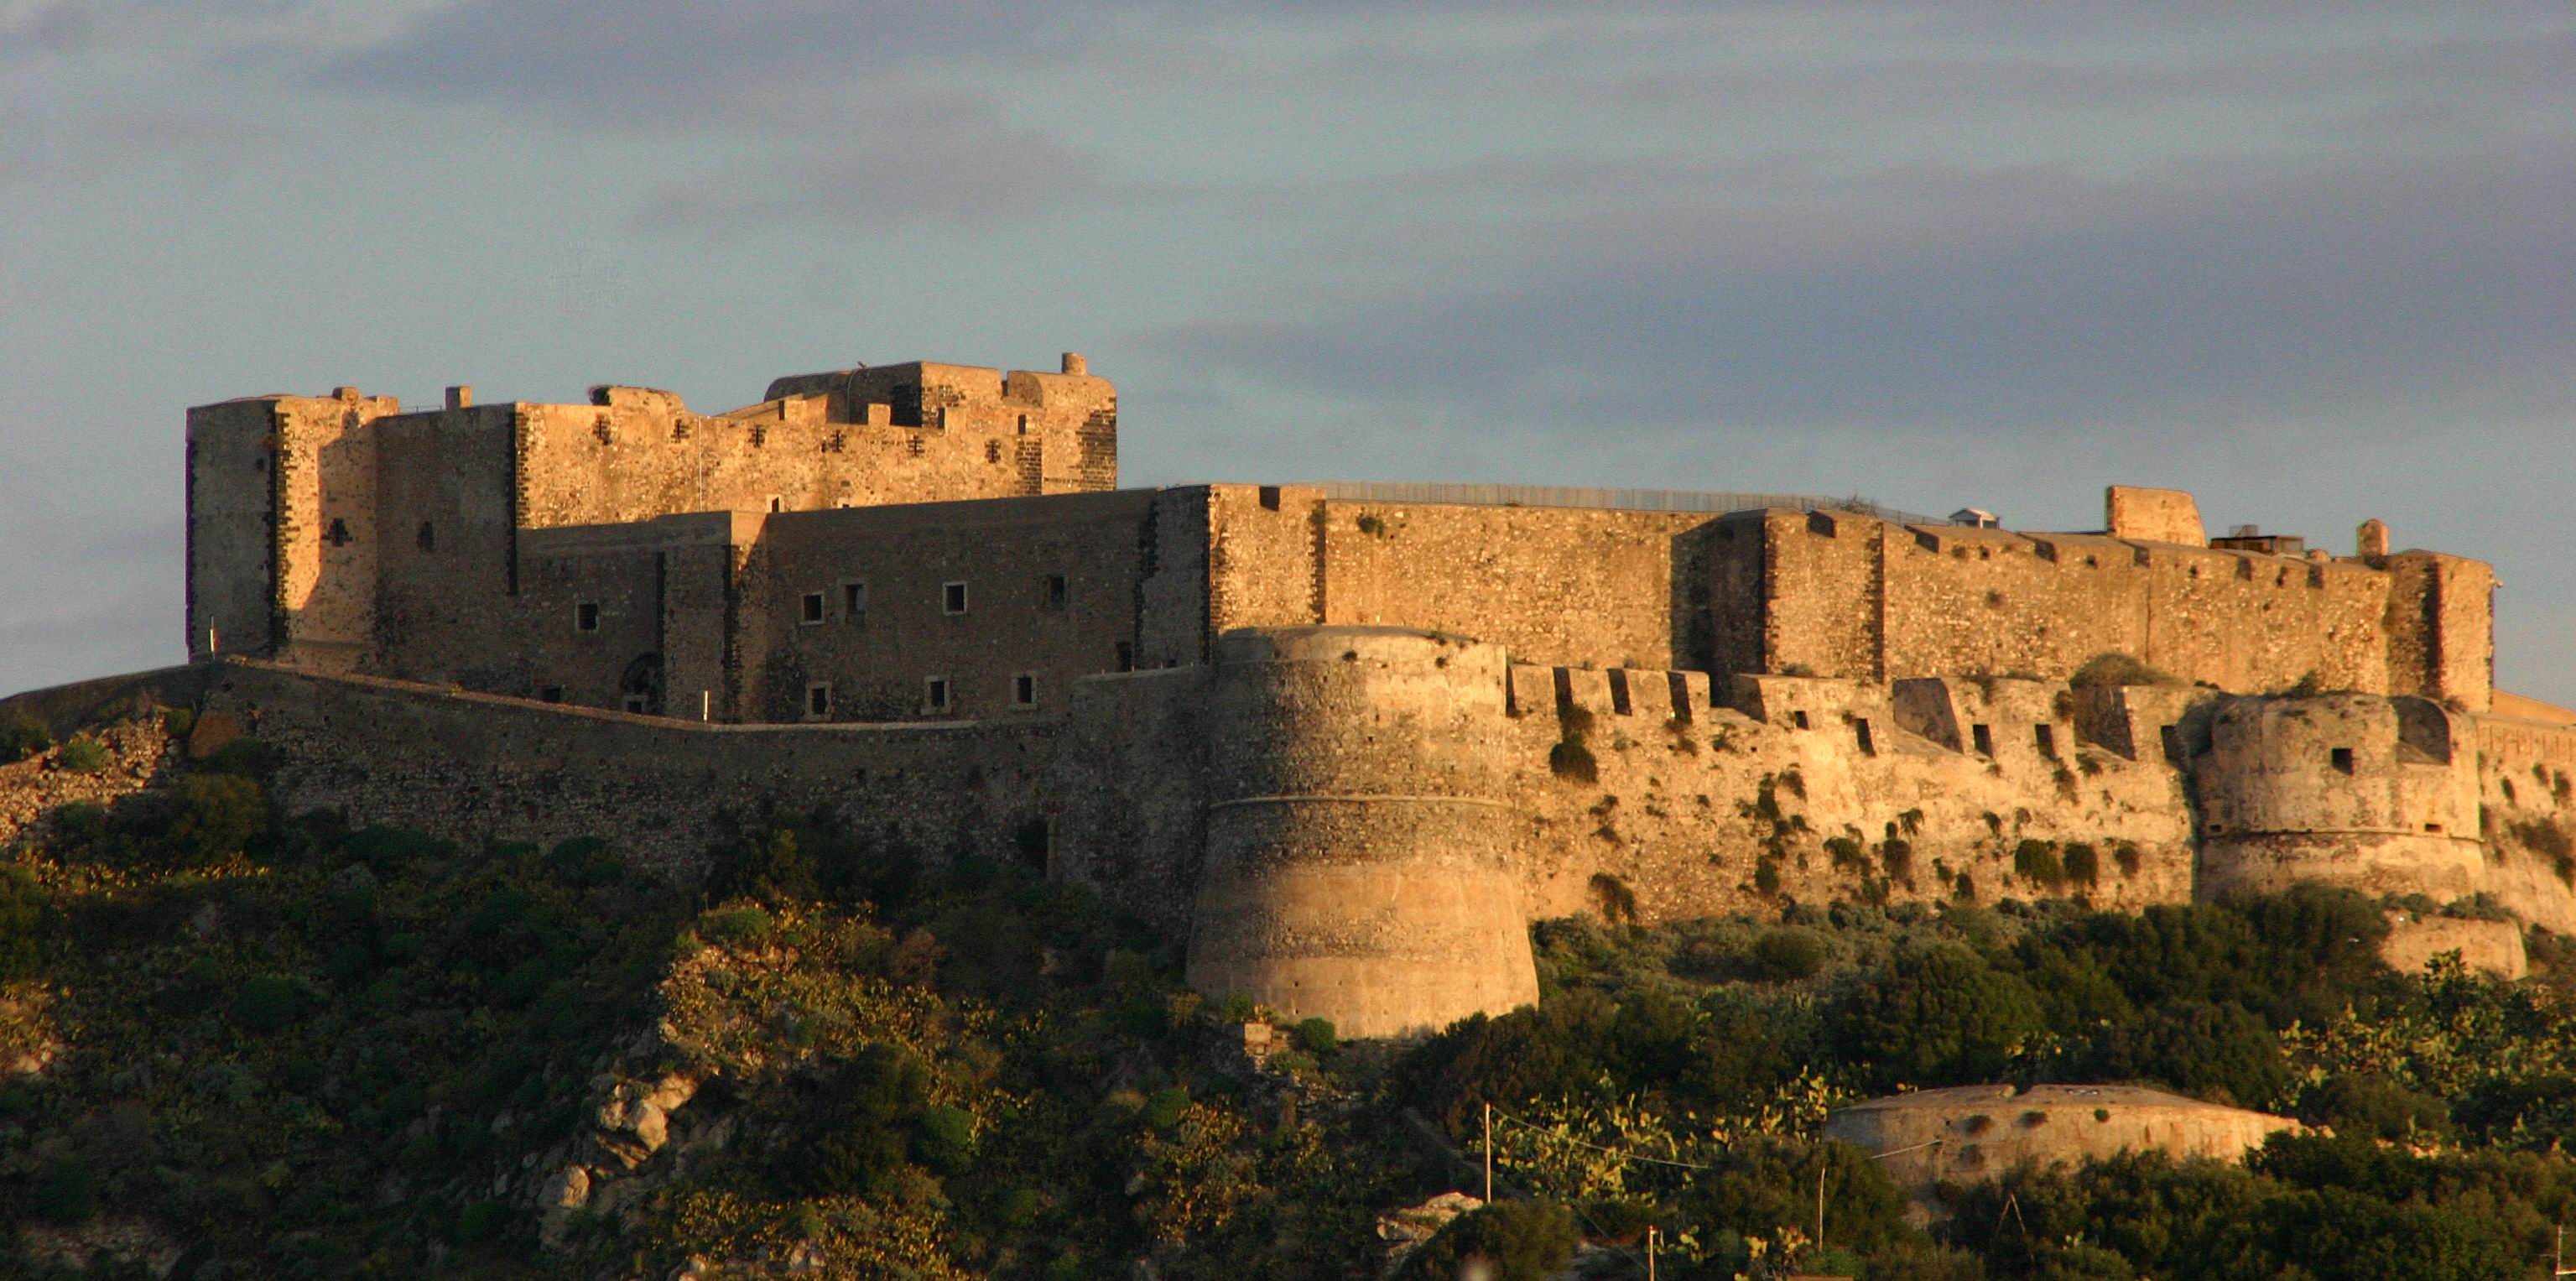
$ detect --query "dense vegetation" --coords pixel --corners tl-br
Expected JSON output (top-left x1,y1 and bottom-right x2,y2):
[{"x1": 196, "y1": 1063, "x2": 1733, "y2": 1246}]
[{"x1": 1, "y1": 712, "x2": 2572, "y2": 1278}]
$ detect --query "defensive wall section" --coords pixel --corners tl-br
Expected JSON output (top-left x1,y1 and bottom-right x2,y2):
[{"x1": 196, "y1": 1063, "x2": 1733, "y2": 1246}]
[{"x1": 6, "y1": 627, "x2": 2568, "y2": 1040}]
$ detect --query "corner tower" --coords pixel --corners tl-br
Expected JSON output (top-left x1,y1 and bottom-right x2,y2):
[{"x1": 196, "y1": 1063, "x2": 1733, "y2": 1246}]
[
  {"x1": 1185, "y1": 627, "x2": 1538, "y2": 1039},
  {"x1": 185, "y1": 387, "x2": 395, "y2": 671}
]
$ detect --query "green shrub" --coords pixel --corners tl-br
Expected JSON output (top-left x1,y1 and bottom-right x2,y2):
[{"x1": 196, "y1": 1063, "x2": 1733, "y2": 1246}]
[
  {"x1": 2063, "y1": 842, "x2": 2101, "y2": 888},
  {"x1": 54, "y1": 737, "x2": 110, "y2": 773},
  {"x1": 2089, "y1": 999, "x2": 2291, "y2": 1109},
  {"x1": 2014, "y1": 839, "x2": 2066, "y2": 890},
  {"x1": 1753, "y1": 857, "x2": 1782, "y2": 896},
  {"x1": 232, "y1": 975, "x2": 311, "y2": 1032},
  {"x1": 1548, "y1": 737, "x2": 1598, "y2": 784},
  {"x1": 2303, "y1": 1075, "x2": 2453, "y2": 1143},
  {"x1": 1290, "y1": 1016, "x2": 1338, "y2": 1054},
  {"x1": 2071, "y1": 653, "x2": 2179, "y2": 687},
  {"x1": 1395, "y1": 1197, "x2": 1580, "y2": 1281},
  {"x1": 169, "y1": 773, "x2": 267, "y2": 866},
  {"x1": 1834, "y1": 942, "x2": 2043, "y2": 1086},
  {"x1": 0, "y1": 865, "x2": 49, "y2": 980},
  {"x1": 0, "y1": 716, "x2": 49, "y2": 763},
  {"x1": 789, "y1": 1044, "x2": 934, "y2": 1197},
  {"x1": 32, "y1": 1154, "x2": 101, "y2": 1225},
  {"x1": 1879, "y1": 837, "x2": 1914, "y2": 883},
  {"x1": 913, "y1": 1105, "x2": 978, "y2": 1175},
  {"x1": 1751, "y1": 926, "x2": 1829, "y2": 982},
  {"x1": 1139, "y1": 1086, "x2": 1191, "y2": 1131},
  {"x1": 700, "y1": 906, "x2": 773, "y2": 945}
]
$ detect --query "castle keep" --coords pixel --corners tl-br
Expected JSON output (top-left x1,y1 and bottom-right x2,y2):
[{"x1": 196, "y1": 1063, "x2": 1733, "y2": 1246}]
[{"x1": 71, "y1": 353, "x2": 2567, "y2": 1035}]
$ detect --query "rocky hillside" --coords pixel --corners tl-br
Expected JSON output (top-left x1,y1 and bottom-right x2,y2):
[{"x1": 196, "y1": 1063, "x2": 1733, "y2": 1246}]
[{"x1": 2, "y1": 697, "x2": 2573, "y2": 1278}]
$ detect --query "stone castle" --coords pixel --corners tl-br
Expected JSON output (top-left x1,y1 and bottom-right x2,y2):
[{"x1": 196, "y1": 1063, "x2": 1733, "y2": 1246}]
[{"x1": 30, "y1": 352, "x2": 2566, "y2": 1036}]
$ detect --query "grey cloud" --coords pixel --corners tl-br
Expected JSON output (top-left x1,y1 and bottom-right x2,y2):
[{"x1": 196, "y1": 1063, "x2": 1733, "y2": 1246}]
[
  {"x1": 0, "y1": 0, "x2": 307, "y2": 59},
  {"x1": 632, "y1": 93, "x2": 1103, "y2": 230},
  {"x1": 1158, "y1": 148, "x2": 2573, "y2": 438}
]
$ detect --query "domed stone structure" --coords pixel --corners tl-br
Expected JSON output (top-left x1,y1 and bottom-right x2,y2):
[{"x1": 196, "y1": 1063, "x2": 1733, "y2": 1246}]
[{"x1": 1824, "y1": 1083, "x2": 2300, "y2": 1210}]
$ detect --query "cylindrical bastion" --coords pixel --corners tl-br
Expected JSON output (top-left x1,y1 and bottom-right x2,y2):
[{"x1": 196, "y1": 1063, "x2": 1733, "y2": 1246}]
[
  {"x1": 1185, "y1": 626, "x2": 1539, "y2": 1039},
  {"x1": 1824, "y1": 1083, "x2": 2300, "y2": 1210}
]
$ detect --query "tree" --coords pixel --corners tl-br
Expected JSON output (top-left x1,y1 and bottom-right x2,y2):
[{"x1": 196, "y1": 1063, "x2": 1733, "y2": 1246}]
[{"x1": 1834, "y1": 942, "x2": 2043, "y2": 1086}]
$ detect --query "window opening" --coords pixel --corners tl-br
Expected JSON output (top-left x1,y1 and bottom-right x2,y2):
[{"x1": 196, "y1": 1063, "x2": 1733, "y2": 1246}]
[
  {"x1": 768, "y1": 496, "x2": 784, "y2": 513},
  {"x1": 1115, "y1": 641, "x2": 1135, "y2": 673},
  {"x1": 986, "y1": 440, "x2": 1002, "y2": 463},
  {"x1": 801, "y1": 591, "x2": 825, "y2": 625},
  {"x1": 624, "y1": 695, "x2": 649, "y2": 714},
  {"x1": 540, "y1": 685, "x2": 565, "y2": 703},
  {"x1": 575, "y1": 602, "x2": 600, "y2": 633},
  {"x1": 944, "y1": 581, "x2": 969, "y2": 614},
  {"x1": 2035, "y1": 724, "x2": 2057, "y2": 758},
  {"x1": 1855, "y1": 719, "x2": 1875, "y2": 755},
  {"x1": 325, "y1": 518, "x2": 351, "y2": 546},
  {"x1": 416, "y1": 521, "x2": 435, "y2": 552},
  {"x1": 2158, "y1": 725, "x2": 2183, "y2": 763},
  {"x1": 805, "y1": 683, "x2": 831, "y2": 719},
  {"x1": 1043, "y1": 574, "x2": 1068, "y2": 611},
  {"x1": 2331, "y1": 747, "x2": 2354, "y2": 774},
  {"x1": 924, "y1": 676, "x2": 951, "y2": 713},
  {"x1": 1971, "y1": 723, "x2": 1994, "y2": 756},
  {"x1": 843, "y1": 581, "x2": 866, "y2": 617},
  {"x1": 1791, "y1": 710, "x2": 1809, "y2": 730},
  {"x1": 1013, "y1": 674, "x2": 1037, "y2": 707}
]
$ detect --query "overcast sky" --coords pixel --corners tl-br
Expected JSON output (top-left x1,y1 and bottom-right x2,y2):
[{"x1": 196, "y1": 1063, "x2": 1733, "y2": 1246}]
[{"x1": 3, "y1": 3, "x2": 2568, "y2": 700}]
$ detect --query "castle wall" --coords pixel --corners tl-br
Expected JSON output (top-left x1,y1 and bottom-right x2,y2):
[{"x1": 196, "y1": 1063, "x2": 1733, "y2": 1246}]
[
  {"x1": 746, "y1": 491, "x2": 1156, "y2": 722},
  {"x1": 186, "y1": 661, "x2": 1053, "y2": 878},
  {"x1": 1717, "y1": 508, "x2": 2402, "y2": 696},
  {"x1": 1292, "y1": 497, "x2": 1711, "y2": 670},
  {"x1": 185, "y1": 400, "x2": 286, "y2": 661},
  {"x1": 1501, "y1": 666, "x2": 2199, "y2": 924},
  {"x1": 2464, "y1": 713, "x2": 2576, "y2": 930},
  {"x1": 1135, "y1": 487, "x2": 1213, "y2": 669},
  {"x1": 368, "y1": 407, "x2": 523, "y2": 687},
  {"x1": 2383, "y1": 552, "x2": 2495, "y2": 711},
  {"x1": 270, "y1": 394, "x2": 391, "y2": 674},
  {"x1": 1205, "y1": 486, "x2": 1325, "y2": 634}
]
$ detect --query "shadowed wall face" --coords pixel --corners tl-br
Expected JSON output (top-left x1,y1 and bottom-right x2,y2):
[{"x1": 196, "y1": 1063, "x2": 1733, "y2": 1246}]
[{"x1": 1184, "y1": 627, "x2": 1538, "y2": 1039}]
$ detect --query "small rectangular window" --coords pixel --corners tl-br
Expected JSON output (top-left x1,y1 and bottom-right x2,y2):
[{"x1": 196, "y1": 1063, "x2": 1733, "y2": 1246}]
[
  {"x1": 944, "y1": 581, "x2": 968, "y2": 614},
  {"x1": 1013, "y1": 673, "x2": 1037, "y2": 707},
  {"x1": 575, "y1": 602, "x2": 599, "y2": 633},
  {"x1": 1855, "y1": 718, "x2": 1875, "y2": 755},
  {"x1": 805, "y1": 682, "x2": 831, "y2": 720},
  {"x1": 768, "y1": 496, "x2": 784, "y2": 513},
  {"x1": 1791, "y1": 710, "x2": 1809, "y2": 730},
  {"x1": 800, "y1": 591, "x2": 825, "y2": 625},
  {"x1": 1043, "y1": 574, "x2": 1068, "y2": 611},
  {"x1": 842, "y1": 581, "x2": 866, "y2": 618},
  {"x1": 924, "y1": 676, "x2": 951, "y2": 713},
  {"x1": 2034, "y1": 724, "x2": 2057, "y2": 758},
  {"x1": 1115, "y1": 641, "x2": 1135, "y2": 673},
  {"x1": 2331, "y1": 747, "x2": 2354, "y2": 774},
  {"x1": 623, "y1": 695, "x2": 649, "y2": 714},
  {"x1": 2158, "y1": 724, "x2": 2183, "y2": 763},
  {"x1": 1971, "y1": 723, "x2": 1994, "y2": 757},
  {"x1": 540, "y1": 685, "x2": 565, "y2": 703}
]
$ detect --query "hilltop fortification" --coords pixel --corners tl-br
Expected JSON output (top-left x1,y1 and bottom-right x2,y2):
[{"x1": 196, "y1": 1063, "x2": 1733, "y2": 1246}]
[{"x1": 6, "y1": 353, "x2": 2564, "y2": 1038}]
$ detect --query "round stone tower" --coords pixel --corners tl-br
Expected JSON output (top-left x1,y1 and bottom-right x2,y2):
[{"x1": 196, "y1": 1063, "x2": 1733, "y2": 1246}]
[
  {"x1": 1186, "y1": 626, "x2": 1538, "y2": 1039},
  {"x1": 2194, "y1": 694, "x2": 2485, "y2": 902}
]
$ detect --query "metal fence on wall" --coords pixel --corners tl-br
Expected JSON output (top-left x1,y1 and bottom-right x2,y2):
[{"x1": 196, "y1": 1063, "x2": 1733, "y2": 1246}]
[{"x1": 1294, "y1": 481, "x2": 1943, "y2": 527}]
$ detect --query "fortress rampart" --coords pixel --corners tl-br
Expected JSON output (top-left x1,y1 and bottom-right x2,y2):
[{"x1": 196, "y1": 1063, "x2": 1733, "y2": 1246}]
[{"x1": 8, "y1": 352, "x2": 2520, "y2": 1037}]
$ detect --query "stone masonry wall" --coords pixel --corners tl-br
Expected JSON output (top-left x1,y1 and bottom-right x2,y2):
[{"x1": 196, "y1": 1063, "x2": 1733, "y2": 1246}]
[
  {"x1": 1303, "y1": 497, "x2": 1710, "y2": 670},
  {"x1": 1495, "y1": 664, "x2": 2200, "y2": 924},
  {"x1": 1720, "y1": 508, "x2": 2402, "y2": 695},
  {"x1": 2469, "y1": 713, "x2": 2576, "y2": 930},
  {"x1": 749, "y1": 491, "x2": 1157, "y2": 722},
  {"x1": 188, "y1": 661, "x2": 1052, "y2": 879}
]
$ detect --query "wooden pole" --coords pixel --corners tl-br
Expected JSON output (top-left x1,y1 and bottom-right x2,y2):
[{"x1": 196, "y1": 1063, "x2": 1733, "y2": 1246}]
[
  {"x1": 1645, "y1": 1225, "x2": 1657, "y2": 1281},
  {"x1": 1482, "y1": 1101, "x2": 1492, "y2": 1203}
]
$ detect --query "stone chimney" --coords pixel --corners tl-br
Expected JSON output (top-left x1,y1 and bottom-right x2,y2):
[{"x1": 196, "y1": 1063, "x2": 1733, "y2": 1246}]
[
  {"x1": 2358, "y1": 518, "x2": 2390, "y2": 560},
  {"x1": 445, "y1": 385, "x2": 474, "y2": 411},
  {"x1": 1060, "y1": 352, "x2": 1087, "y2": 376}
]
